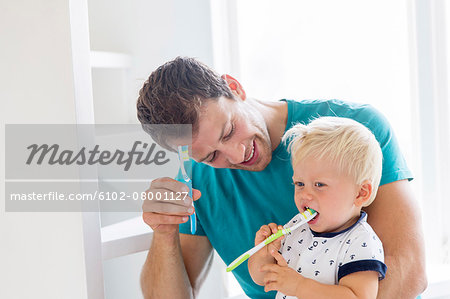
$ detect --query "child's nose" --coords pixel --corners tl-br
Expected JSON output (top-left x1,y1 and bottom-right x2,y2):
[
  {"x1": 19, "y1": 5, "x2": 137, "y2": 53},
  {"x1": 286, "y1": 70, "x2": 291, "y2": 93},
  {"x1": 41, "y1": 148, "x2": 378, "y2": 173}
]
[{"x1": 300, "y1": 188, "x2": 314, "y2": 201}]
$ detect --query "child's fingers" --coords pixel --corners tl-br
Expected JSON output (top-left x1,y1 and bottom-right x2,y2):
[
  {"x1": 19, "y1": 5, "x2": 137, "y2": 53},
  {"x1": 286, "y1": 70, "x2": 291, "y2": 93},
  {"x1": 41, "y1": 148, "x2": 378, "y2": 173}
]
[
  {"x1": 255, "y1": 223, "x2": 283, "y2": 246},
  {"x1": 263, "y1": 272, "x2": 279, "y2": 285},
  {"x1": 267, "y1": 223, "x2": 279, "y2": 234},
  {"x1": 264, "y1": 282, "x2": 278, "y2": 293},
  {"x1": 259, "y1": 225, "x2": 272, "y2": 235},
  {"x1": 271, "y1": 249, "x2": 288, "y2": 267},
  {"x1": 255, "y1": 225, "x2": 271, "y2": 244},
  {"x1": 271, "y1": 237, "x2": 283, "y2": 251},
  {"x1": 255, "y1": 233, "x2": 265, "y2": 244},
  {"x1": 260, "y1": 263, "x2": 279, "y2": 273}
]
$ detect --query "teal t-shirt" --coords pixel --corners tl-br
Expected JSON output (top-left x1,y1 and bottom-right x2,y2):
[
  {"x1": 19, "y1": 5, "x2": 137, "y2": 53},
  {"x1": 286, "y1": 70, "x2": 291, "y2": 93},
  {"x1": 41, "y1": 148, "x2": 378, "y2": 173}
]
[{"x1": 179, "y1": 99, "x2": 412, "y2": 299}]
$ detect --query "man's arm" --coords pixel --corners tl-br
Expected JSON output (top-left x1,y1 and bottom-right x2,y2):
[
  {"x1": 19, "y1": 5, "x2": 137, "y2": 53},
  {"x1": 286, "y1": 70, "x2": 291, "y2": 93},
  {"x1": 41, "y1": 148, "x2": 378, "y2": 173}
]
[
  {"x1": 180, "y1": 234, "x2": 214, "y2": 297},
  {"x1": 364, "y1": 180, "x2": 427, "y2": 298},
  {"x1": 140, "y1": 179, "x2": 212, "y2": 298},
  {"x1": 140, "y1": 231, "x2": 213, "y2": 299}
]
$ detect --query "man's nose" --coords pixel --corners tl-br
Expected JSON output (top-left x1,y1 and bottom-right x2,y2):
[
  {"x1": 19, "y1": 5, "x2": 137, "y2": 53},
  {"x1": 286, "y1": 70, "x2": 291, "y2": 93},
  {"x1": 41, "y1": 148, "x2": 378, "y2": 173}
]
[{"x1": 222, "y1": 142, "x2": 245, "y2": 165}]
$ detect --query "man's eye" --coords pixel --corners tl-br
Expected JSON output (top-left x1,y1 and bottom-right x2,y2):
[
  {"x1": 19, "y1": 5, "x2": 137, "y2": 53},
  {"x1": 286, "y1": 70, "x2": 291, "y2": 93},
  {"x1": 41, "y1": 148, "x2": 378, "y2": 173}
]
[
  {"x1": 208, "y1": 151, "x2": 217, "y2": 163},
  {"x1": 224, "y1": 123, "x2": 235, "y2": 140}
]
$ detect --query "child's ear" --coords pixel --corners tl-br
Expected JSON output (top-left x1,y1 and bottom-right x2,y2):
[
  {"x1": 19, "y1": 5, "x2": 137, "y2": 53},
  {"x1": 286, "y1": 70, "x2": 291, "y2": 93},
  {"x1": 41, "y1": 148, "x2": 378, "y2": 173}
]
[
  {"x1": 355, "y1": 180, "x2": 372, "y2": 207},
  {"x1": 221, "y1": 74, "x2": 246, "y2": 100}
]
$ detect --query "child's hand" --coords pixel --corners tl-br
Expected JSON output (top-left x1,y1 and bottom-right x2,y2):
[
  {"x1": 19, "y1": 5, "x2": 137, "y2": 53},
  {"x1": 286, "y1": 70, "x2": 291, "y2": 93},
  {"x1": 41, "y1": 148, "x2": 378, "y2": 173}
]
[
  {"x1": 254, "y1": 223, "x2": 284, "y2": 257},
  {"x1": 261, "y1": 249, "x2": 304, "y2": 296},
  {"x1": 249, "y1": 223, "x2": 285, "y2": 286}
]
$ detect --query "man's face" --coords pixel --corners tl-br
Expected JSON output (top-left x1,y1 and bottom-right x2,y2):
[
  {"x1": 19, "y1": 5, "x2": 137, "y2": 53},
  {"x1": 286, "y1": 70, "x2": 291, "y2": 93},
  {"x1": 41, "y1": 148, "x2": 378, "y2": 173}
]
[{"x1": 191, "y1": 97, "x2": 273, "y2": 171}]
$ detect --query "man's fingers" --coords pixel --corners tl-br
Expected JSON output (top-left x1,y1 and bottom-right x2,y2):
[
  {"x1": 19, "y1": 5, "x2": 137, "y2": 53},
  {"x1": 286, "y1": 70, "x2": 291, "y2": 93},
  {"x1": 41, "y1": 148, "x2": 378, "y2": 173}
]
[
  {"x1": 142, "y1": 185, "x2": 194, "y2": 213},
  {"x1": 192, "y1": 188, "x2": 201, "y2": 201},
  {"x1": 142, "y1": 212, "x2": 189, "y2": 226},
  {"x1": 142, "y1": 200, "x2": 194, "y2": 214},
  {"x1": 145, "y1": 187, "x2": 192, "y2": 203},
  {"x1": 150, "y1": 177, "x2": 189, "y2": 192}
]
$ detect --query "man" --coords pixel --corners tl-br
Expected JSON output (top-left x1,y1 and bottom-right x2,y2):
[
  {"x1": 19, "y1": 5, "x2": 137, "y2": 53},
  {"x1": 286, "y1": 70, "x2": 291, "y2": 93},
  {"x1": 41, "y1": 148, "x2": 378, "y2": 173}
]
[{"x1": 136, "y1": 57, "x2": 427, "y2": 298}]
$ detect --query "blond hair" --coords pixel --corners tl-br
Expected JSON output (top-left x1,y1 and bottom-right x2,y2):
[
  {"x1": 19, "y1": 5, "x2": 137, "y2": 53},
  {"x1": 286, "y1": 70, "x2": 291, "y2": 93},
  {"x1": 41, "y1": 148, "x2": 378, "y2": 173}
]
[{"x1": 283, "y1": 117, "x2": 382, "y2": 206}]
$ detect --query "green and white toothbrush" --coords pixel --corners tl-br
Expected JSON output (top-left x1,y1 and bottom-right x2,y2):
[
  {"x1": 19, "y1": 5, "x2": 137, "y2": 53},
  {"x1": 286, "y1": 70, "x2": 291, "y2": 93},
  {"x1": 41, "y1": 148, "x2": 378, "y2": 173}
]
[{"x1": 226, "y1": 208, "x2": 317, "y2": 272}]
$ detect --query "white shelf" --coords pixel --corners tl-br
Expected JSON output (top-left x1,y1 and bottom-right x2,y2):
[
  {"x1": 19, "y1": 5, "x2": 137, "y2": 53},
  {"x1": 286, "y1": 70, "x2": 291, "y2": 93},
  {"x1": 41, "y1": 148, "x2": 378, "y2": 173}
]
[
  {"x1": 101, "y1": 216, "x2": 152, "y2": 260},
  {"x1": 90, "y1": 51, "x2": 132, "y2": 69}
]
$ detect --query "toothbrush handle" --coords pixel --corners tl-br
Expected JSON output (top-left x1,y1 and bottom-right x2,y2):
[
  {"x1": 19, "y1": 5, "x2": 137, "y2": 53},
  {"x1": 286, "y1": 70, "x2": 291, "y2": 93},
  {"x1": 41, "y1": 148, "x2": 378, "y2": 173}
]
[
  {"x1": 226, "y1": 210, "x2": 317, "y2": 272},
  {"x1": 186, "y1": 179, "x2": 196, "y2": 234},
  {"x1": 226, "y1": 230, "x2": 285, "y2": 272},
  {"x1": 178, "y1": 177, "x2": 196, "y2": 234}
]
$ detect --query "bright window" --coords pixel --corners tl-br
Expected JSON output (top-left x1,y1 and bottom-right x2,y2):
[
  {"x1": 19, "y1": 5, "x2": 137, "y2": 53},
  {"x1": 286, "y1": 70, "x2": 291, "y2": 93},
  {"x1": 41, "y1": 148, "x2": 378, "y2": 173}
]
[
  {"x1": 233, "y1": 0, "x2": 414, "y2": 167},
  {"x1": 211, "y1": 0, "x2": 450, "y2": 297}
]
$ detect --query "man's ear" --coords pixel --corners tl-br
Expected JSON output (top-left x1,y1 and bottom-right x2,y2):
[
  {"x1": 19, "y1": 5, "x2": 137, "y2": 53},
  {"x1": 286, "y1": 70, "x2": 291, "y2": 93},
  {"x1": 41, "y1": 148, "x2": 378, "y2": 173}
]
[
  {"x1": 355, "y1": 180, "x2": 373, "y2": 207},
  {"x1": 221, "y1": 74, "x2": 246, "y2": 100}
]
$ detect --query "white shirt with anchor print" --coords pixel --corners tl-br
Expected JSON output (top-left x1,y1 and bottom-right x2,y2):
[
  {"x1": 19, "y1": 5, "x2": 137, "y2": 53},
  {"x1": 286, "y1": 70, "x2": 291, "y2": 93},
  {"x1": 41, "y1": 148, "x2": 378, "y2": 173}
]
[{"x1": 275, "y1": 212, "x2": 387, "y2": 299}]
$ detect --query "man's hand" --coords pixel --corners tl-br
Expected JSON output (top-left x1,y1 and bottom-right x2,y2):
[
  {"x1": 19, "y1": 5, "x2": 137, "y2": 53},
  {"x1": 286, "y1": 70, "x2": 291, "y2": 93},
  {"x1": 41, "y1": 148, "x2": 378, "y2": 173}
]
[
  {"x1": 142, "y1": 177, "x2": 201, "y2": 235},
  {"x1": 140, "y1": 177, "x2": 207, "y2": 299}
]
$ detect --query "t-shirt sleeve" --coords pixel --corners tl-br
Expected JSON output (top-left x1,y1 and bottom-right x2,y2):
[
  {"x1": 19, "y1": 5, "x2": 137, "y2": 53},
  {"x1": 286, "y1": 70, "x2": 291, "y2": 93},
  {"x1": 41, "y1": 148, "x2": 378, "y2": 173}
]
[
  {"x1": 360, "y1": 105, "x2": 413, "y2": 185},
  {"x1": 337, "y1": 229, "x2": 387, "y2": 281}
]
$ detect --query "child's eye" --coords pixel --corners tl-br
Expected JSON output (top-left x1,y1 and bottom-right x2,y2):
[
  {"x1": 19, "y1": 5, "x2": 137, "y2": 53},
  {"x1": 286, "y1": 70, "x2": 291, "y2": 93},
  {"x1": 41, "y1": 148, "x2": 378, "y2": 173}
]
[
  {"x1": 315, "y1": 182, "x2": 325, "y2": 187},
  {"x1": 295, "y1": 182, "x2": 304, "y2": 187}
]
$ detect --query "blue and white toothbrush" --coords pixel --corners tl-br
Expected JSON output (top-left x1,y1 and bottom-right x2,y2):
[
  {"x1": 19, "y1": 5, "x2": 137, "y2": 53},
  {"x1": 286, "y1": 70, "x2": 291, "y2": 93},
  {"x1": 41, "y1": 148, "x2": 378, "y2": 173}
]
[{"x1": 177, "y1": 145, "x2": 196, "y2": 234}]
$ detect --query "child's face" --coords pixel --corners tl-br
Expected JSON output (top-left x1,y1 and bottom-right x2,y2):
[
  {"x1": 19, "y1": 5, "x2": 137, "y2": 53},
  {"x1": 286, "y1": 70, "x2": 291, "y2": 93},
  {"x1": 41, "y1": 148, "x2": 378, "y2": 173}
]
[{"x1": 292, "y1": 157, "x2": 362, "y2": 233}]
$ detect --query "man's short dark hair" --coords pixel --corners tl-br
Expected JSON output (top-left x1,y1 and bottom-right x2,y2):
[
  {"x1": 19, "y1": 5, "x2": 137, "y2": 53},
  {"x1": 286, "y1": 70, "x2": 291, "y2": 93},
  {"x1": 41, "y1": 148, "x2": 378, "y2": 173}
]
[{"x1": 136, "y1": 57, "x2": 234, "y2": 150}]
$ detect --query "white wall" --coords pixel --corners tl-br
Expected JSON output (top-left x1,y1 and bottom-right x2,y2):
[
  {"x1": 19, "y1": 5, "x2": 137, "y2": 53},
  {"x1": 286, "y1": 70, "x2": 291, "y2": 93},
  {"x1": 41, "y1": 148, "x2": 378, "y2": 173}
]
[
  {"x1": 0, "y1": 0, "x2": 88, "y2": 298},
  {"x1": 0, "y1": 0, "x2": 234, "y2": 298},
  {"x1": 87, "y1": 0, "x2": 226, "y2": 298},
  {"x1": 88, "y1": 0, "x2": 215, "y2": 125}
]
